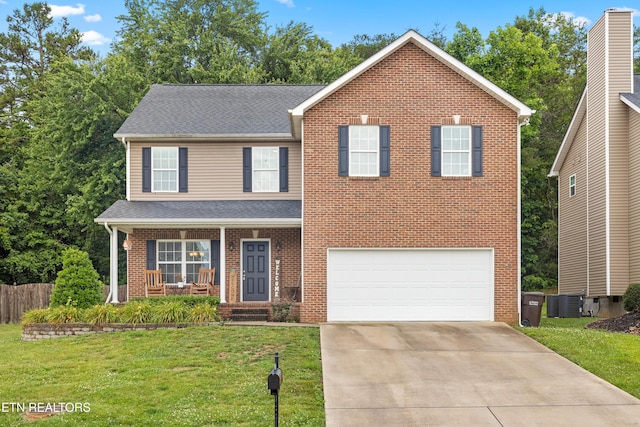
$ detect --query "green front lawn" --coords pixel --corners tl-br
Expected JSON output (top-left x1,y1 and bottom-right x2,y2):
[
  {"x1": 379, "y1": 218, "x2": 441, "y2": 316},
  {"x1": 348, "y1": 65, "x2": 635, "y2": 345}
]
[
  {"x1": 0, "y1": 324, "x2": 324, "y2": 426},
  {"x1": 518, "y1": 314, "x2": 640, "y2": 399}
]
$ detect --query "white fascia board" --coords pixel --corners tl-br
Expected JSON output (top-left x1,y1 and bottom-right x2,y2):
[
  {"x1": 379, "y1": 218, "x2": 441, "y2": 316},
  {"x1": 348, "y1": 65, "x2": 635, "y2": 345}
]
[
  {"x1": 289, "y1": 30, "x2": 533, "y2": 123},
  {"x1": 549, "y1": 89, "x2": 587, "y2": 177},
  {"x1": 621, "y1": 95, "x2": 640, "y2": 115},
  {"x1": 112, "y1": 133, "x2": 296, "y2": 142},
  {"x1": 94, "y1": 218, "x2": 301, "y2": 227}
]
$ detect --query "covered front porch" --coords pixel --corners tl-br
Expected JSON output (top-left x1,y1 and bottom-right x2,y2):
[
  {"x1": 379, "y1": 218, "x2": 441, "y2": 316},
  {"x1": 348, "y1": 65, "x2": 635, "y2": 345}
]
[{"x1": 95, "y1": 200, "x2": 302, "y2": 310}]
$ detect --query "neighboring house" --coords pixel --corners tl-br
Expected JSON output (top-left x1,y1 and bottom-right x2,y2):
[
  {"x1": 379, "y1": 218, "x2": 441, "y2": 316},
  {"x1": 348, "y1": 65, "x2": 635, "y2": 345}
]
[
  {"x1": 549, "y1": 9, "x2": 638, "y2": 317},
  {"x1": 96, "y1": 30, "x2": 533, "y2": 323}
]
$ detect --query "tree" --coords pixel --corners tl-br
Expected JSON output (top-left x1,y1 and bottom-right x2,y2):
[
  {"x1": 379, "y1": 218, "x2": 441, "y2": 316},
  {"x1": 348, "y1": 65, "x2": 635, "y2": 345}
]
[
  {"x1": 113, "y1": 0, "x2": 266, "y2": 84},
  {"x1": 50, "y1": 248, "x2": 103, "y2": 308}
]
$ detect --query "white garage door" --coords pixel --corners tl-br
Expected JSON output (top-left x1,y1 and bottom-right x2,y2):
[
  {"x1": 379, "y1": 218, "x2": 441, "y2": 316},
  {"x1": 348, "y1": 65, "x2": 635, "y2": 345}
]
[{"x1": 327, "y1": 249, "x2": 494, "y2": 322}]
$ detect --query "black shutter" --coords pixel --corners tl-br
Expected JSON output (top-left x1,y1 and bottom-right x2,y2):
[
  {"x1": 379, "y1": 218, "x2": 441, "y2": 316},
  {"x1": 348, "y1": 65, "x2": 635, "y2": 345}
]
[
  {"x1": 179, "y1": 147, "x2": 188, "y2": 192},
  {"x1": 210, "y1": 240, "x2": 220, "y2": 285},
  {"x1": 146, "y1": 240, "x2": 157, "y2": 270},
  {"x1": 379, "y1": 125, "x2": 390, "y2": 177},
  {"x1": 142, "y1": 147, "x2": 151, "y2": 192},
  {"x1": 472, "y1": 126, "x2": 483, "y2": 177},
  {"x1": 338, "y1": 125, "x2": 349, "y2": 176},
  {"x1": 243, "y1": 147, "x2": 252, "y2": 192},
  {"x1": 431, "y1": 126, "x2": 442, "y2": 177},
  {"x1": 279, "y1": 147, "x2": 288, "y2": 192}
]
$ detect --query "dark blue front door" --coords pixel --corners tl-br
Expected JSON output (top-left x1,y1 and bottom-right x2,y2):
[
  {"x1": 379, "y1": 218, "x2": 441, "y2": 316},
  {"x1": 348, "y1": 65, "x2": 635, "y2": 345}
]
[{"x1": 242, "y1": 241, "x2": 269, "y2": 301}]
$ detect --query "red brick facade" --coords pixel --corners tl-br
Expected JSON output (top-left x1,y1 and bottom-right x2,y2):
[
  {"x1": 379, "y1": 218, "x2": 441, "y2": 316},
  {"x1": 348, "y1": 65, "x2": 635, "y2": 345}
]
[{"x1": 300, "y1": 42, "x2": 520, "y2": 324}]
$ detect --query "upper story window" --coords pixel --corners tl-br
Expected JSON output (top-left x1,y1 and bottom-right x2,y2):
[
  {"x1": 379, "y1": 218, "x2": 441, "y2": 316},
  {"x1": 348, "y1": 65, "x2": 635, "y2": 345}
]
[
  {"x1": 152, "y1": 147, "x2": 178, "y2": 191},
  {"x1": 243, "y1": 147, "x2": 288, "y2": 193},
  {"x1": 431, "y1": 125, "x2": 482, "y2": 177},
  {"x1": 252, "y1": 147, "x2": 279, "y2": 192},
  {"x1": 442, "y1": 126, "x2": 471, "y2": 176},
  {"x1": 338, "y1": 125, "x2": 390, "y2": 177},
  {"x1": 349, "y1": 126, "x2": 380, "y2": 176},
  {"x1": 142, "y1": 147, "x2": 188, "y2": 193},
  {"x1": 569, "y1": 174, "x2": 576, "y2": 197}
]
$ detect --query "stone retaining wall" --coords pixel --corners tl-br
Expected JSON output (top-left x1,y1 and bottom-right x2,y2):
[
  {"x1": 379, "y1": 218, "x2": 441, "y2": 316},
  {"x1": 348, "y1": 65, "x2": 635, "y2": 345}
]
[{"x1": 22, "y1": 322, "x2": 217, "y2": 341}]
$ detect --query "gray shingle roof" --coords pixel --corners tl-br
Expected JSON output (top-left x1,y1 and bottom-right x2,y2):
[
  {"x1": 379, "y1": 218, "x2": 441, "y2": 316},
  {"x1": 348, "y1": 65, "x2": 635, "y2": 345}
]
[
  {"x1": 621, "y1": 75, "x2": 640, "y2": 109},
  {"x1": 114, "y1": 84, "x2": 325, "y2": 138},
  {"x1": 96, "y1": 200, "x2": 301, "y2": 222}
]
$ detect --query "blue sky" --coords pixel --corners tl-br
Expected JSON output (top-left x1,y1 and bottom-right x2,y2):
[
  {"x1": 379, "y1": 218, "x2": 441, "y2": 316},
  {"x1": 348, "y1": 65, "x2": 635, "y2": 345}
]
[{"x1": 0, "y1": 0, "x2": 638, "y2": 56}]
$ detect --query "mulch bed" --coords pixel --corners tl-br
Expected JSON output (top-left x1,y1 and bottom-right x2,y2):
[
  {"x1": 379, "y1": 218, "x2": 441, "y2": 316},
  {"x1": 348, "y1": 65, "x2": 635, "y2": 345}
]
[{"x1": 585, "y1": 311, "x2": 640, "y2": 335}]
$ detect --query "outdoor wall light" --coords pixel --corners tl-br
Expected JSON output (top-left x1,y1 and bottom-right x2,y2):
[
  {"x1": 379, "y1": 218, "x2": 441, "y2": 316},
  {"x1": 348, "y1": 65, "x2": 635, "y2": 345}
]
[
  {"x1": 229, "y1": 241, "x2": 235, "y2": 251},
  {"x1": 122, "y1": 240, "x2": 131, "y2": 251},
  {"x1": 276, "y1": 241, "x2": 282, "y2": 251}
]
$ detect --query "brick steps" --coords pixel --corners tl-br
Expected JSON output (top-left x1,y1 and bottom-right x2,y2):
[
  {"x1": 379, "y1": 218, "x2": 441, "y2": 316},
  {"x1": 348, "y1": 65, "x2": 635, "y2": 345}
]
[{"x1": 231, "y1": 308, "x2": 269, "y2": 322}]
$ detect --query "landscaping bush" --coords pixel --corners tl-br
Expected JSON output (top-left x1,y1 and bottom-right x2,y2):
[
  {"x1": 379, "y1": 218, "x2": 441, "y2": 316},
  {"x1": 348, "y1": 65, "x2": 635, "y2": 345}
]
[
  {"x1": 623, "y1": 283, "x2": 640, "y2": 312},
  {"x1": 50, "y1": 248, "x2": 103, "y2": 309},
  {"x1": 84, "y1": 304, "x2": 119, "y2": 325},
  {"x1": 21, "y1": 308, "x2": 50, "y2": 325},
  {"x1": 188, "y1": 302, "x2": 219, "y2": 323},
  {"x1": 150, "y1": 300, "x2": 189, "y2": 323},
  {"x1": 119, "y1": 301, "x2": 152, "y2": 324},
  {"x1": 271, "y1": 300, "x2": 294, "y2": 322},
  {"x1": 131, "y1": 295, "x2": 220, "y2": 308},
  {"x1": 47, "y1": 303, "x2": 81, "y2": 324}
]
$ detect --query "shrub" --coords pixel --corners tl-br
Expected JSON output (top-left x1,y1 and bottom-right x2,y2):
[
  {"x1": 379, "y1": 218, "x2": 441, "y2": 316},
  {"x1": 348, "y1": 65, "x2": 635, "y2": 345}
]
[
  {"x1": 131, "y1": 295, "x2": 220, "y2": 308},
  {"x1": 150, "y1": 300, "x2": 189, "y2": 323},
  {"x1": 84, "y1": 304, "x2": 119, "y2": 325},
  {"x1": 47, "y1": 304, "x2": 81, "y2": 324},
  {"x1": 522, "y1": 275, "x2": 549, "y2": 292},
  {"x1": 21, "y1": 308, "x2": 51, "y2": 325},
  {"x1": 271, "y1": 300, "x2": 294, "y2": 322},
  {"x1": 50, "y1": 248, "x2": 103, "y2": 309},
  {"x1": 623, "y1": 283, "x2": 640, "y2": 312},
  {"x1": 188, "y1": 303, "x2": 219, "y2": 323},
  {"x1": 119, "y1": 301, "x2": 152, "y2": 324}
]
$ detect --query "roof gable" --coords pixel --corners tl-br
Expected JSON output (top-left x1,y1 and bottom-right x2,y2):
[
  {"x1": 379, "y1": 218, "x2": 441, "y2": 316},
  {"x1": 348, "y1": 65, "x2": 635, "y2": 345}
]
[{"x1": 288, "y1": 30, "x2": 533, "y2": 138}]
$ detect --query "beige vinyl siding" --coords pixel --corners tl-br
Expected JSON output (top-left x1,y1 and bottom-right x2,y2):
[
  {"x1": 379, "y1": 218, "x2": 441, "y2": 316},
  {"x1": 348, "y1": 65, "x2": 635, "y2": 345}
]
[
  {"x1": 129, "y1": 141, "x2": 302, "y2": 201},
  {"x1": 629, "y1": 111, "x2": 640, "y2": 283},
  {"x1": 585, "y1": 17, "x2": 607, "y2": 296},
  {"x1": 607, "y1": 12, "x2": 633, "y2": 295},
  {"x1": 558, "y1": 116, "x2": 588, "y2": 294}
]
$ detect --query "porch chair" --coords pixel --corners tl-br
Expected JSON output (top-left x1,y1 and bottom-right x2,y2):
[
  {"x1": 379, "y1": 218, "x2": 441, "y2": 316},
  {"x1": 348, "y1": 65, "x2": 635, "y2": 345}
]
[
  {"x1": 190, "y1": 268, "x2": 216, "y2": 296},
  {"x1": 144, "y1": 269, "x2": 166, "y2": 297}
]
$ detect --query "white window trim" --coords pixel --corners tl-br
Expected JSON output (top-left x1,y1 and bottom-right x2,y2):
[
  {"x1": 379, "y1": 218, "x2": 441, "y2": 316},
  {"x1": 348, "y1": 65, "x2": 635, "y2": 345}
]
[
  {"x1": 151, "y1": 147, "x2": 179, "y2": 192},
  {"x1": 349, "y1": 125, "x2": 379, "y2": 177},
  {"x1": 569, "y1": 174, "x2": 576, "y2": 198},
  {"x1": 252, "y1": 147, "x2": 279, "y2": 193},
  {"x1": 442, "y1": 125, "x2": 472, "y2": 177},
  {"x1": 157, "y1": 240, "x2": 210, "y2": 284}
]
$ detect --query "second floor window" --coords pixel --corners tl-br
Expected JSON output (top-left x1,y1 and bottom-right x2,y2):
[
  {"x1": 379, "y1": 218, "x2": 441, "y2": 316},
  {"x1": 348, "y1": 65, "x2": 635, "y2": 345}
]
[
  {"x1": 152, "y1": 147, "x2": 178, "y2": 192},
  {"x1": 349, "y1": 126, "x2": 380, "y2": 176},
  {"x1": 569, "y1": 174, "x2": 576, "y2": 197},
  {"x1": 252, "y1": 147, "x2": 279, "y2": 192},
  {"x1": 442, "y1": 126, "x2": 471, "y2": 176}
]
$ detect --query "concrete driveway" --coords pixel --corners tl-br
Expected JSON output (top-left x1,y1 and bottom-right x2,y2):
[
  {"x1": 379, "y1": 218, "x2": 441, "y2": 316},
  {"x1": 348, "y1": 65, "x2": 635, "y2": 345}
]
[{"x1": 320, "y1": 322, "x2": 640, "y2": 426}]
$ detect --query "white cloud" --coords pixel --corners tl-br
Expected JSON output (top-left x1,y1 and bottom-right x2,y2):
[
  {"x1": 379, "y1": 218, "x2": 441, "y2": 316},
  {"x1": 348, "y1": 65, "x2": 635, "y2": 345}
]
[
  {"x1": 49, "y1": 4, "x2": 86, "y2": 18},
  {"x1": 81, "y1": 30, "x2": 110, "y2": 46},
  {"x1": 550, "y1": 12, "x2": 590, "y2": 28},
  {"x1": 276, "y1": 0, "x2": 294, "y2": 8},
  {"x1": 84, "y1": 14, "x2": 102, "y2": 23}
]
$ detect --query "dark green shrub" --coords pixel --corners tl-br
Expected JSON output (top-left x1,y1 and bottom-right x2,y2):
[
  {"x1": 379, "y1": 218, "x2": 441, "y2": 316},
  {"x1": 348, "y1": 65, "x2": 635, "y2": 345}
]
[
  {"x1": 623, "y1": 283, "x2": 640, "y2": 312},
  {"x1": 50, "y1": 248, "x2": 102, "y2": 309},
  {"x1": 271, "y1": 300, "x2": 295, "y2": 322},
  {"x1": 522, "y1": 275, "x2": 548, "y2": 292}
]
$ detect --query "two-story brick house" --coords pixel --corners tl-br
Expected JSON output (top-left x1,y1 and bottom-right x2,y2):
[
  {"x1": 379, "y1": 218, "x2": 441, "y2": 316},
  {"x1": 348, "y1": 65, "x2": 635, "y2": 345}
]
[{"x1": 96, "y1": 30, "x2": 533, "y2": 324}]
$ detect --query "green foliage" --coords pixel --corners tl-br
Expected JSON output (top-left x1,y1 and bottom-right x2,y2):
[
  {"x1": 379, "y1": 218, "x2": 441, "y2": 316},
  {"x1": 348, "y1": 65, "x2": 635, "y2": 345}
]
[
  {"x1": 271, "y1": 300, "x2": 294, "y2": 322},
  {"x1": 131, "y1": 295, "x2": 220, "y2": 308},
  {"x1": 50, "y1": 248, "x2": 102, "y2": 309},
  {"x1": 118, "y1": 301, "x2": 152, "y2": 324},
  {"x1": 149, "y1": 300, "x2": 190, "y2": 323},
  {"x1": 522, "y1": 275, "x2": 553, "y2": 292},
  {"x1": 20, "y1": 308, "x2": 50, "y2": 325},
  {"x1": 46, "y1": 303, "x2": 81, "y2": 324},
  {"x1": 623, "y1": 283, "x2": 640, "y2": 312},
  {"x1": 84, "y1": 304, "x2": 119, "y2": 325},
  {"x1": 188, "y1": 302, "x2": 219, "y2": 323}
]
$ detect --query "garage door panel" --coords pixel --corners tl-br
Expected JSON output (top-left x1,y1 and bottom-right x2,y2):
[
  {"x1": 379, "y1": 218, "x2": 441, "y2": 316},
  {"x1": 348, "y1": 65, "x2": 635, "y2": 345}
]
[{"x1": 327, "y1": 249, "x2": 494, "y2": 322}]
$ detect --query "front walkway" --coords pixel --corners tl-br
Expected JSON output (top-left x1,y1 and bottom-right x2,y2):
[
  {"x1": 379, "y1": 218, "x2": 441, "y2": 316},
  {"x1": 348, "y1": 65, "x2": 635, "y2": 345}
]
[{"x1": 320, "y1": 322, "x2": 640, "y2": 426}]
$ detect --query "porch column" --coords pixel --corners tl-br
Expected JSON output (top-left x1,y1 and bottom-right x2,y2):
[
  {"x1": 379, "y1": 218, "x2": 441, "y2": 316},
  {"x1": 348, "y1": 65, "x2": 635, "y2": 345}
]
[
  {"x1": 110, "y1": 225, "x2": 119, "y2": 303},
  {"x1": 220, "y1": 226, "x2": 227, "y2": 303}
]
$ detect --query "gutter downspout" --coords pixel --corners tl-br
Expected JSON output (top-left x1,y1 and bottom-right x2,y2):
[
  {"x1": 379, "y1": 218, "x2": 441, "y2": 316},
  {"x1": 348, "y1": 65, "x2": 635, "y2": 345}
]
[{"x1": 103, "y1": 222, "x2": 119, "y2": 304}]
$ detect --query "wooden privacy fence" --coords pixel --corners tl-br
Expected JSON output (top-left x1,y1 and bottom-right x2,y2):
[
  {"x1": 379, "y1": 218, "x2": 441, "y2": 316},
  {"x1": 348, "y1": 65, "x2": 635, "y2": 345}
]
[{"x1": 0, "y1": 284, "x2": 128, "y2": 324}]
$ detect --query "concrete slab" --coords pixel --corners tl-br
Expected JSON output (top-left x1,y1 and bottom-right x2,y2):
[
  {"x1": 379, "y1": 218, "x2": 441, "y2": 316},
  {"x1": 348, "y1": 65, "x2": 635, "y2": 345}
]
[{"x1": 321, "y1": 322, "x2": 640, "y2": 426}]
